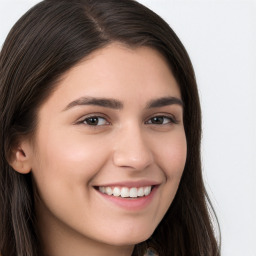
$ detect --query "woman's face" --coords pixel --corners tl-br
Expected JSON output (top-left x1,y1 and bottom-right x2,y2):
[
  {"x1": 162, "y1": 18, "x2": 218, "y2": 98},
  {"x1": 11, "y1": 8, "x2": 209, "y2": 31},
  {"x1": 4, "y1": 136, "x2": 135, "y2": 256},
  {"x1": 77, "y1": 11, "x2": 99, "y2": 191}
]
[{"x1": 28, "y1": 44, "x2": 186, "y2": 254}]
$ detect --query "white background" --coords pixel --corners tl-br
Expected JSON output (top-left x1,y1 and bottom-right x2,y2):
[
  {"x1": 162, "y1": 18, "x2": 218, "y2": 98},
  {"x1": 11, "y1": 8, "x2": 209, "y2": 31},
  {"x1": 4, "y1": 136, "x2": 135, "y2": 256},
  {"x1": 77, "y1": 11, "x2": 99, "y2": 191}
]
[{"x1": 0, "y1": 0, "x2": 255, "y2": 255}]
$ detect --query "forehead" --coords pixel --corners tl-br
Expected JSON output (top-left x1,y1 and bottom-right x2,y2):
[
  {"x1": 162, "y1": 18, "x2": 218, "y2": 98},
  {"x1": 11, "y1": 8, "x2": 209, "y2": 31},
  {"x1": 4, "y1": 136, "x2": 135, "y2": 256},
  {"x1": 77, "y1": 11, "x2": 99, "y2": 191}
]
[{"x1": 40, "y1": 43, "x2": 181, "y2": 112}]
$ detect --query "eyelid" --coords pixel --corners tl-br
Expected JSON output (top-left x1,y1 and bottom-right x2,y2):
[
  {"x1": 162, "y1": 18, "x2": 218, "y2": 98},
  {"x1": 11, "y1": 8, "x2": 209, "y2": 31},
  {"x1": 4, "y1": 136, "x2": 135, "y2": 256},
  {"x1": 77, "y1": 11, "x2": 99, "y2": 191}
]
[
  {"x1": 74, "y1": 112, "x2": 180, "y2": 127},
  {"x1": 145, "y1": 113, "x2": 179, "y2": 125},
  {"x1": 75, "y1": 113, "x2": 111, "y2": 126}
]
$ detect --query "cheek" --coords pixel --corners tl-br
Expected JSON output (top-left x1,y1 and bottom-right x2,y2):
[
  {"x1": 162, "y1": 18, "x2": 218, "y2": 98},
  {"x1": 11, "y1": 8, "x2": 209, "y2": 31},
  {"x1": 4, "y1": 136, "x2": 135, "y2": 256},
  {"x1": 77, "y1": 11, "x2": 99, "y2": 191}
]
[
  {"x1": 154, "y1": 129, "x2": 186, "y2": 205},
  {"x1": 31, "y1": 130, "x2": 113, "y2": 225},
  {"x1": 155, "y1": 130, "x2": 187, "y2": 179},
  {"x1": 30, "y1": 129, "x2": 112, "y2": 209},
  {"x1": 33, "y1": 130, "x2": 108, "y2": 178},
  {"x1": 147, "y1": 130, "x2": 186, "y2": 226}
]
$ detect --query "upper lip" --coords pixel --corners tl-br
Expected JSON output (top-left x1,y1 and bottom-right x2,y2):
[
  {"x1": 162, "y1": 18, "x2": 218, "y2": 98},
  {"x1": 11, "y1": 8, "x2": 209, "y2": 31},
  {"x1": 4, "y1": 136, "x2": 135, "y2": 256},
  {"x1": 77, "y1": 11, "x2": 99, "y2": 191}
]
[{"x1": 93, "y1": 180, "x2": 161, "y2": 188}]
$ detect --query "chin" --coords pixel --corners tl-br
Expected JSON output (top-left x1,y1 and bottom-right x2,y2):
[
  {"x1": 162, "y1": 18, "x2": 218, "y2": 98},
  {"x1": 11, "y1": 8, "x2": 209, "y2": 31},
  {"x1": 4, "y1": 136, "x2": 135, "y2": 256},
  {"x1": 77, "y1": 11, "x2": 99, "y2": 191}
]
[{"x1": 102, "y1": 227, "x2": 154, "y2": 247}]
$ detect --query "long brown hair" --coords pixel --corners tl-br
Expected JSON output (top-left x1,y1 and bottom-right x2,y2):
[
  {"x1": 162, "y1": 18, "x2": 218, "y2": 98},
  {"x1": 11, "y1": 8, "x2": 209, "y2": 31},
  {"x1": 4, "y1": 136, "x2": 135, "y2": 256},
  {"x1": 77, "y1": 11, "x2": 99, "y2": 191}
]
[{"x1": 0, "y1": 0, "x2": 220, "y2": 255}]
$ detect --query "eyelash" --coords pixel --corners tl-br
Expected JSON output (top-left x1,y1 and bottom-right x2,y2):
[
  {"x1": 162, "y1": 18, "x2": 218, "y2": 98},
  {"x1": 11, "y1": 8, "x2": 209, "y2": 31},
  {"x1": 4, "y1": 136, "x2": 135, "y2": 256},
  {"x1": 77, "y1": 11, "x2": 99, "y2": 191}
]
[
  {"x1": 77, "y1": 114, "x2": 179, "y2": 127},
  {"x1": 78, "y1": 116, "x2": 110, "y2": 126},
  {"x1": 145, "y1": 115, "x2": 178, "y2": 125}
]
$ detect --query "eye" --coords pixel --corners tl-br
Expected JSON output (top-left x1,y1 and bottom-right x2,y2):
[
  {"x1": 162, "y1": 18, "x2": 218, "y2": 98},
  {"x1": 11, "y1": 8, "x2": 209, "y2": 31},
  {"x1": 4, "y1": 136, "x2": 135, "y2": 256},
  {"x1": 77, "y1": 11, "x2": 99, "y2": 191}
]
[
  {"x1": 81, "y1": 116, "x2": 109, "y2": 126},
  {"x1": 146, "y1": 115, "x2": 177, "y2": 125}
]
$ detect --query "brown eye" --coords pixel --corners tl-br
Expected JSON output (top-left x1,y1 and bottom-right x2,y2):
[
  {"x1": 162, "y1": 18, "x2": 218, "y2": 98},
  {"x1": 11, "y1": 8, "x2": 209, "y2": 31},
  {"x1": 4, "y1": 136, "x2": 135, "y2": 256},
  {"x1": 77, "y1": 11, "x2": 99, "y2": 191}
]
[
  {"x1": 151, "y1": 116, "x2": 165, "y2": 124},
  {"x1": 146, "y1": 116, "x2": 177, "y2": 125},
  {"x1": 83, "y1": 116, "x2": 109, "y2": 126}
]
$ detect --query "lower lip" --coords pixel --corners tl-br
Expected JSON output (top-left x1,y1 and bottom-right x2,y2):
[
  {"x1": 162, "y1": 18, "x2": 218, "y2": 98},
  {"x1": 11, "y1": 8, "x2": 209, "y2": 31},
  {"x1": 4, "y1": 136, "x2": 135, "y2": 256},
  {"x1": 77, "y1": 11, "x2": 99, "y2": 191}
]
[{"x1": 95, "y1": 186, "x2": 158, "y2": 211}]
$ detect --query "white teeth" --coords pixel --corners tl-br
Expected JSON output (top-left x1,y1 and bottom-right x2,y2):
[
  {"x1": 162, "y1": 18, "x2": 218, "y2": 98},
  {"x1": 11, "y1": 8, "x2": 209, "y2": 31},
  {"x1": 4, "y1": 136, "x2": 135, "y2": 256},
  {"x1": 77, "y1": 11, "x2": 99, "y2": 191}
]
[
  {"x1": 121, "y1": 187, "x2": 129, "y2": 198},
  {"x1": 99, "y1": 187, "x2": 105, "y2": 193},
  {"x1": 105, "y1": 187, "x2": 112, "y2": 195},
  {"x1": 98, "y1": 186, "x2": 153, "y2": 198},
  {"x1": 144, "y1": 186, "x2": 151, "y2": 196},
  {"x1": 129, "y1": 188, "x2": 138, "y2": 198},
  {"x1": 113, "y1": 187, "x2": 121, "y2": 197},
  {"x1": 137, "y1": 187, "x2": 144, "y2": 197}
]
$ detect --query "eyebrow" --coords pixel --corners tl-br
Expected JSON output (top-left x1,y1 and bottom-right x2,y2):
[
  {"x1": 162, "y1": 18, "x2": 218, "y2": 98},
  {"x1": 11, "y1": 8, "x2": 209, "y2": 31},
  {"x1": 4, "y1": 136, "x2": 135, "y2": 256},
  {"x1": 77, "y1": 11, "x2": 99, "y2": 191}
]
[
  {"x1": 63, "y1": 96, "x2": 183, "y2": 111},
  {"x1": 146, "y1": 96, "x2": 184, "y2": 108},
  {"x1": 63, "y1": 97, "x2": 123, "y2": 111}
]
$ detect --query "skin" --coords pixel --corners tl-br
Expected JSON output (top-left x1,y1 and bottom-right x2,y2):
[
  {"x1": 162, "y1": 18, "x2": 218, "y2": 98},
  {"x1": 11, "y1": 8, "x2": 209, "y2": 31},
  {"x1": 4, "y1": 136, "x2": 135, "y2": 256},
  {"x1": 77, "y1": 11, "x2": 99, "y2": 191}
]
[{"x1": 12, "y1": 43, "x2": 187, "y2": 256}]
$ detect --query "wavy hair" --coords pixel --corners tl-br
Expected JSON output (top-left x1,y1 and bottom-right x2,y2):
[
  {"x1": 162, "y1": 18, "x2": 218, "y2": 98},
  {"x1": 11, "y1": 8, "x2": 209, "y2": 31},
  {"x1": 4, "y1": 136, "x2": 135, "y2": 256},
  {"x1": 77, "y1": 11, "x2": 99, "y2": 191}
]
[{"x1": 0, "y1": 0, "x2": 220, "y2": 255}]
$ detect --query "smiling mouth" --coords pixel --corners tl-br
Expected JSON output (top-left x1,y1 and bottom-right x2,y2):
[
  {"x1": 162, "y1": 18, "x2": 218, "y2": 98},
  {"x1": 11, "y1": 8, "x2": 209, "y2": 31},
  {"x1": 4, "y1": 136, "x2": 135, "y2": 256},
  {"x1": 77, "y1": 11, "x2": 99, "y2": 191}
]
[{"x1": 95, "y1": 186, "x2": 154, "y2": 198}]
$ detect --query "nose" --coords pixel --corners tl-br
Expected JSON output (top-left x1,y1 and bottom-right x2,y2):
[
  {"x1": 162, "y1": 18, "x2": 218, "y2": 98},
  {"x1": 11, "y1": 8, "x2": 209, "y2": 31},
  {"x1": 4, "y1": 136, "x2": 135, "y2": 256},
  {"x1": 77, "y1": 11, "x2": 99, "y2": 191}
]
[{"x1": 112, "y1": 125, "x2": 154, "y2": 171}]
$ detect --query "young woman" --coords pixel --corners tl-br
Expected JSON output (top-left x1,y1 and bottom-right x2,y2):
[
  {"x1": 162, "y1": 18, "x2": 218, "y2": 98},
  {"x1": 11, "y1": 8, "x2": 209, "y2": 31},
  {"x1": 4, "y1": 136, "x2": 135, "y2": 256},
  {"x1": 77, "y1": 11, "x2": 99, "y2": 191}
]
[{"x1": 0, "y1": 0, "x2": 220, "y2": 255}]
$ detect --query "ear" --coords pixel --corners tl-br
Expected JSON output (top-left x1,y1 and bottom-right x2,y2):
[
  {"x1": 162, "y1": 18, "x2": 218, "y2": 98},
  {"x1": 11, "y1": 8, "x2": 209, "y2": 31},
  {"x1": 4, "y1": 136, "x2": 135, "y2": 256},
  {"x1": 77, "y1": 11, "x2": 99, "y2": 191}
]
[{"x1": 9, "y1": 141, "x2": 33, "y2": 174}]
